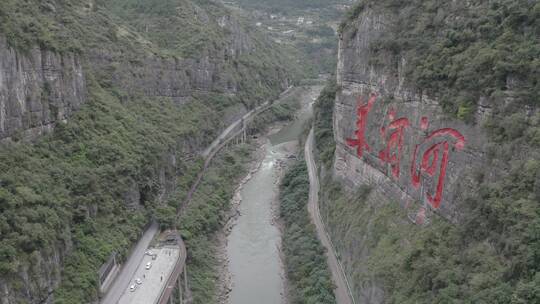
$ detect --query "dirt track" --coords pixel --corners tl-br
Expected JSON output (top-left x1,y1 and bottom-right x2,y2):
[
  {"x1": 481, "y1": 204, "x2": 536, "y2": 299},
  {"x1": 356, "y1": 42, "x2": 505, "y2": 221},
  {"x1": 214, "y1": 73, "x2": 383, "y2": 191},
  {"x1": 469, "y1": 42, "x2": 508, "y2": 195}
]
[{"x1": 304, "y1": 129, "x2": 355, "y2": 304}]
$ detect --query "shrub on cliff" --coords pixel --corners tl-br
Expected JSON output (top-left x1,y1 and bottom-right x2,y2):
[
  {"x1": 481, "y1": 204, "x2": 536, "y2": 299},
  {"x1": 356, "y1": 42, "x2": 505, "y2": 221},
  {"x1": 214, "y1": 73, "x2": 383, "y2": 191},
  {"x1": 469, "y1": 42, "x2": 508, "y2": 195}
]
[
  {"x1": 341, "y1": 0, "x2": 539, "y2": 120},
  {"x1": 313, "y1": 79, "x2": 337, "y2": 168},
  {"x1": 280, "y1": 161, "x2": 336, "y2": 304},
  {"x1": 317, "y1": 1, "x2": 540, "y2": 303}
]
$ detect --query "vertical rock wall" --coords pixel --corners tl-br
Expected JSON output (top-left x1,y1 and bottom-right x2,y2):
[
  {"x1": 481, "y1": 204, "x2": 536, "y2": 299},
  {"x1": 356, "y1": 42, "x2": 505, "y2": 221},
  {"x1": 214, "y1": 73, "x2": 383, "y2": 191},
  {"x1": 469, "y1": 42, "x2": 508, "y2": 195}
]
[
  {"x1": 0, "y1": 37, "x2": 86, "y2": 141},
  {"x1": 0, "y1": 2, "x2": 293, "y2": 303},
  {"x1": 327, "y1": 6, "x2": 540, "y2": 303},
  {"x1": 333, "y1": 9, "x2": 490, "y2": 221}
]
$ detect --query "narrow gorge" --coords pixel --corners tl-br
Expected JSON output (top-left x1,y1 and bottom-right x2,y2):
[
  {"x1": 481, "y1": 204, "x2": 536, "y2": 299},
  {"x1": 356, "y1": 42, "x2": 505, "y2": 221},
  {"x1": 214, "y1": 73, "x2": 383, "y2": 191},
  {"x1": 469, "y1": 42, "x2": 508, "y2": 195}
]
[
  {"x1": 0, "y1": 0, "x2": 302, "y2": 303},
  {"x1": 0, "y1": 1, "x2": 538, "y2": 304}
]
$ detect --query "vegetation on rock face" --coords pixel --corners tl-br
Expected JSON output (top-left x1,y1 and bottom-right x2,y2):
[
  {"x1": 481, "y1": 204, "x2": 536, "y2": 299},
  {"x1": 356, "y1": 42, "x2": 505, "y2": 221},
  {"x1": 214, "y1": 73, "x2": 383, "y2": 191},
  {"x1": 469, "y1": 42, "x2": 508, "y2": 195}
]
[
  {"x1": 248, "y1": 88, "x2": 303, "y2": 134},
  {"x1": 319, "y1": 155, "x2": 540, "y2": 303},
  {"x1": 105, "y1": 0, "x2": 227, "y2": 57},
  {"x1": 233, "y1": 0, "x2": 347, "y2": 75},
  {"x1": 338, "y1": 2, "x2": 364, "y2": 32},
  {"x1": 177, "y1": 144, "x2": 255, "y2": 304},
  {"x1": 0, "y1": 0, "x2": 304, "y2": 104},
  {"x1": 313, "y1": 79, "x2": 337, "y2": 168},
  {"x1": 0, "y1": 0, "x2": 305, "y2": 302},
  {"x1": 313, "y1": 1, "x2": 540, "y2": 302},
  {"x1": 0, "y1": 73, "x2": 223, "y2": 302},
  {"x1": 341, "y1": 0, "x2": 539, "y2": 121},
  {"x1": 280, "y1": 160, "x2": 336, "y2": 304},
  {"x1": 0, "y1": 0, "x2": 137, "y2": 53},
  {"x1": 100, "y1": 0, "x2": 308, "y2": 93}
]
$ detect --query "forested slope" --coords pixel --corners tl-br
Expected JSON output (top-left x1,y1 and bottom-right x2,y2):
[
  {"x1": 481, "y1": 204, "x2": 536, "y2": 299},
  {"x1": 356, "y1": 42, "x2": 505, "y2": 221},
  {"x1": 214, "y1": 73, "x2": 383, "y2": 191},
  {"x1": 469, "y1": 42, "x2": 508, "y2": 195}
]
[
  {"x1": 314, "y1": 0, "x2": 540, "y2": 303},
  {"x1": 0, "y1": 0, "x2": 303, "y2": 303}
]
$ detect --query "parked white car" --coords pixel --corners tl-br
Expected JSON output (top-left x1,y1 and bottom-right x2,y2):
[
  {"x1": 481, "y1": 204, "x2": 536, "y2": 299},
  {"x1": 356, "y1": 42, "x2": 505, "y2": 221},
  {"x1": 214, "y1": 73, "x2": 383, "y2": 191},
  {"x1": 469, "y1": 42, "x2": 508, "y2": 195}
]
[
  {"x1": 145, "y1": 262, "x2": 152, "y2": 270},
  {"x1": 129, "y1": 284, "x2": 137, "y2": 292},
  {"x1": 135, "y1": 278, "x2": 142, "y2": 285}
]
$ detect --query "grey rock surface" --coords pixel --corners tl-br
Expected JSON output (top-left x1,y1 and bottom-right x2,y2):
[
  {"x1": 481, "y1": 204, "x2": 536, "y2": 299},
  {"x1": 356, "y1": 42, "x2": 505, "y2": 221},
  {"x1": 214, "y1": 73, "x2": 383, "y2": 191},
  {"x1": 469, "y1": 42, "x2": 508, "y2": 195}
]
[
  {"x1": 0, "y1": 4, "x2": 291, "y2": 304},
  {"x1": 334, "y1": 8, "x2": 488, "y2": 222},
  {"x1": 329, "y1": 8, "x2": 507, "y2": 303},
  {"x1": 0, "y1": 37, "x2": 86, "y2": 141}
]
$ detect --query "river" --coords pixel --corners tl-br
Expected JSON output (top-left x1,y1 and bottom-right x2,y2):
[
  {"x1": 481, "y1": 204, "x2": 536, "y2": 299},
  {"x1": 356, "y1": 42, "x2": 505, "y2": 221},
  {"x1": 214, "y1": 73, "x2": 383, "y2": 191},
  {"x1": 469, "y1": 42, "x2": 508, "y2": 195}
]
[{"x1": 225, "y1": 85, "x2": 322, "y2": 304}]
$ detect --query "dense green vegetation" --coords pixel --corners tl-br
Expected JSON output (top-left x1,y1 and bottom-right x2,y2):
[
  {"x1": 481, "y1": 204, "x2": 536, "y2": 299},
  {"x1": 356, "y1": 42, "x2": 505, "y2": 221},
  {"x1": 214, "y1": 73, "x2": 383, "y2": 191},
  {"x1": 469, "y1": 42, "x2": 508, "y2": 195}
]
[
  {"x1": 235, "y1": 0, "x2": 334, "y2": 13},
  {"x1": 100, "y1": 0, "x2": 309, "y2": 94},
  {"x1": 341, "y1": 0, "x2": 539, "y2": 120},
  {"x1": 312, "y1": 79, "x2": 337, "y2": 168},
  {"x1": 248, "y1": 88, "x2": 302, "y2": 134},
  {"x1": 0, "y1": 79, "x2": 297, "y2": 303},
  {"x1": 313, "y1": 1, "x2": 540, "y2": 302},
  {"x1": 233, "y1": 0, "x2": 345, "y2": 75},
  {"x1": 105, "y1": 0, "x2": 299, "y2": 65},
  {"x1": 177, "y1": 144, "x2": 256, "y2": 304},
  {"x1": 0, "y1": 0, "x2": 153, "y2": 54},
  {"x1": 280, "y1": 160, "x2": 335, "y2": 304},
  {"x1": 0, "y1": 0, "x2": 80, "y2": 52},
  {"x1": 320, "y1": 153, "x2": 540, "y2": 303},
  {"x1": 0, "y1": 0, "x2": 303, "y2": 66},
  {"x1": 0, "y1": 73, "x2": 226, "y2": 302},
  {"x1": 105, "y1": 0, "x2": 227, "y2": 57},
  {"x1": 0, "y1": 0, "x2": 306, "y2": 301},
  {"x1": 296, "y1": 35, "x2": 338, "y2": 76}
]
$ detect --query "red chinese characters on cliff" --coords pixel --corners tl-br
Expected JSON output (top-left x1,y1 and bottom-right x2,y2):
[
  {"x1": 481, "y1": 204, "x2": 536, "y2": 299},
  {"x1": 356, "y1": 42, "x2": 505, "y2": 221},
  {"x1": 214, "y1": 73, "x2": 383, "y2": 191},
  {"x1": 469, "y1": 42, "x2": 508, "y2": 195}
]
[
  {"x1": 346, "y1": 93, "x2": 378, "y2": 158},
  {"x1": 346, "y1": 95, "x2": 467, "y2": 210},
  {"x1": 378, "y1": 109, "x2": 410, "y2": 179},
  {"x1": 411, "y1": 121, "x2": 466, "y2": 209}
]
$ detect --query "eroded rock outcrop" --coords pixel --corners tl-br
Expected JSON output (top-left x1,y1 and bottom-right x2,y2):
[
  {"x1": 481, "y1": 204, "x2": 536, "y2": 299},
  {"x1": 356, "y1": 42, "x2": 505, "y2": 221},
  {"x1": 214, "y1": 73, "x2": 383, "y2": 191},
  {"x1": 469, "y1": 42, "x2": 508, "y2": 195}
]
[
  {"x1": 329, "y1": 6, "x2": 535, "y2": 303},
  {"x1": 0, "y1": 37, "x2": 86, "y2": 141},
  {"x1": 0, "y1": 1, "x2": 294, "y2": 303},
  {"x1": 334, "y1": 8, "x2": 494, "y2": 223}
]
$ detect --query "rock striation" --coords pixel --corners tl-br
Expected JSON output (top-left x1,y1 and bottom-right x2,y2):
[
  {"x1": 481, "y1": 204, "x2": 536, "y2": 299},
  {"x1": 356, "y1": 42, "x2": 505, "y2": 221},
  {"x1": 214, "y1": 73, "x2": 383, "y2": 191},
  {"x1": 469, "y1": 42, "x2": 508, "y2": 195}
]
[
  {"x1": 0, "y1": 1, "x2": 294, "y2": 303},
  {"x1": 0, "y1": 37, "x2": 86, "y2": 141},
  {"x1": 334, "y1": 8, "x2": 492, "y2": 222},
  {"x1": 329, "y1": 7, "x2": 527, "y2": 303}
]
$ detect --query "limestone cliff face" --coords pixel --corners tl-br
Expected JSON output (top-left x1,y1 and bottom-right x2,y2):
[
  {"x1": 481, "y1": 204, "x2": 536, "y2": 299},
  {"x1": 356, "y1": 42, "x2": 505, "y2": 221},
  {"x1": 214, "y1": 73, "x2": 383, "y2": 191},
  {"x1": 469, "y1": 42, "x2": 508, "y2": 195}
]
[
  {"x1": 334, "y1": 8, "x2": 491, "y2": 222},
  {"x1": 0, "y1": 37, "x2": 86, "y2": 141},
  {"x1": 0, "y1": 237, "x2": 71, "y2": 304},
  {"x1": 0, "y1": 9, "x2": 289, "y2": 142},
  {"x1": 331, "y1": 8, "x2": 499, "y2": 303},
  {"x1": 0, "y1": 3, "x2": 292, "y2": 303},
  {"x1": 88, "y1": 14, "x2": 289, "y2": 105}
]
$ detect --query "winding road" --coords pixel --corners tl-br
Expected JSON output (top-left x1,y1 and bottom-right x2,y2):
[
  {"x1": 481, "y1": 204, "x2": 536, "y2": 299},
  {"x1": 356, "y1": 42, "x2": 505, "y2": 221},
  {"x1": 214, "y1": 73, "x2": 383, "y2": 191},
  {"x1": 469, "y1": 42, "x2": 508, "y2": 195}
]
[
  {"x1": 100, "y1": 222, "x2": 160, "y2": 304},
  {"x1": 179, "y1": 86, "x2": 295, "y2": 216},
  {"x1": 305, "y1": 129, "x2": 355, "y2": 304},
  {"x1": 101, "y1": 87, "x2": 296, "y2": 304},
  {"x1": 202, "y1": 85, "x2": 295, "y2": 158}
]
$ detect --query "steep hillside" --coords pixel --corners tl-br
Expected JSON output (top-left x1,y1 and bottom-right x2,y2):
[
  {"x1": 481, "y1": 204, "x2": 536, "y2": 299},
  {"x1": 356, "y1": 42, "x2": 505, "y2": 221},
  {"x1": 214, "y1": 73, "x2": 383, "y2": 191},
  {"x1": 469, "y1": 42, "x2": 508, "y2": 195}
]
[
  {"x1": 0, "y1": 0, "x2": 302, "y2": 141},
  {"x1": 314, "y1": 0, "x2": 539, "y2": 303},
  {"x1": 0, "y1": 0, "x2": 303, "y2": 303},
  {"x1": 280, "y1": 160, "x2": 336, "y2": 303},
  {"x1": 232, "y1": 0, "x2": 349, "y2": 75},
  {"x1": 235, "y1": 0, "x2": 344, "y2": 13}
]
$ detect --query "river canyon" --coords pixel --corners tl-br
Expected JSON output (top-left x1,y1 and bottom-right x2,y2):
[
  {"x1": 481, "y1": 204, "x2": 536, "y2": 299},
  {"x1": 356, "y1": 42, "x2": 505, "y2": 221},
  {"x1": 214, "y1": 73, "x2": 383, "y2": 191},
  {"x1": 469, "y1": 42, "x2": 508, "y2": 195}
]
[{"x1": 224, "y1": 86, "x2": 322, "y2": 304}]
